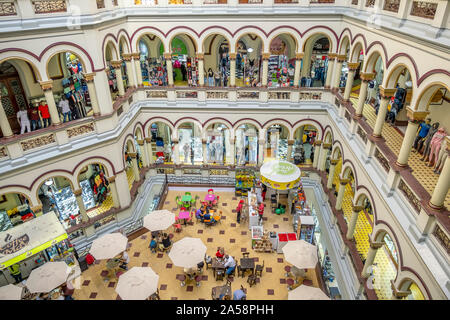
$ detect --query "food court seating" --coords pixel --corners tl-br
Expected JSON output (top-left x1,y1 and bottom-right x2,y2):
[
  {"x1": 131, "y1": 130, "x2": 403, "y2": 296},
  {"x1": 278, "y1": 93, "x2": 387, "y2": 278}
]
[
  {"x1": 255, "y1": 260, "x2": 264, "y2": 277},
  {"x1": 195, "y1": 275, "x2": 202, "y2": 287},
  {"x1": 213, "y1": 211, "x2": 222, "y2": 224},
  {"x1": 286, "y1": 278, "x2": 295, "y2": 290},
  {"x1": 247, "y1": 274, "x2": 258, "y2": 287},
  {"x1": 242, "y1": 252, "x2": 250, "y2": 259},
  {"x1": 173, "y1": 222, "x2": 182, "y2": 233}
]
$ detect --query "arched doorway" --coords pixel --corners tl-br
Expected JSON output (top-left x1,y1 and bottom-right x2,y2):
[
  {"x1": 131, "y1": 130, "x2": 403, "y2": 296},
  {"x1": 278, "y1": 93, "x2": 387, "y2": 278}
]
[
  {"x1": 292, "y1": 124, "x2": 319, "y2": 165},
  {"x1": 301, "y1": 35, "x2": 330, "y2": 87},
  {"x1": 235, "y1": 34, "x2": 263, "y2": 87},
  {"x1": 149, "y1": 121, "x2": 173, "y2": 164},
  {"x1": 170, "y1": 34, "x2": 198, "y2": 87},
  {"x1": 235, "y1": 123, "x2": 259, "y2": 165},
  {"x1": 138, "y1": 34, "x2": 167, "y2": 87},
  {"x1": 205, "y1": 122, "x2": 231, "y2": 164},
  {"x1": 267, "y1": 34, "x2": 297, "y2": 87},
  {"x1": 0, "y1": 192, "x2": 33, "y2": 230},
  {"x1": 177, "y1": 122, "x2": 203, "y2": 164},
  {"x1": 265, "y1": 124, "x2": 290, "y2": 161},
  {"x1": 203, "y1": 34, "x2": 230, "y2": 87}
]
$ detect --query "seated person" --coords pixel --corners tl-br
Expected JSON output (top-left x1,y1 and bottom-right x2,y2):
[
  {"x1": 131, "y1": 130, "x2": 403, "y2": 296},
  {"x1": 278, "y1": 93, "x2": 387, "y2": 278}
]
[
  {"x1": 216, "y1": 247, "x2": 225, "y2": 260},
  {"x1": 195, "y1": 208, "x2": 203, "y2": 220},
  {"x1": 233, "y1": 286, "x2": 247, "y2": 300},
  {"x1": 119, "y1": 250, "x2": 129, "y2": 270},
  {"x1": 162, "y1": 233, "x2": 171, "y2": 249},
  {"x1": 223, "y1": 255, "x2": 236, "y2": 276},
  {"x1": 149, "y1": 236, "x2": 157, "y2": 253}
]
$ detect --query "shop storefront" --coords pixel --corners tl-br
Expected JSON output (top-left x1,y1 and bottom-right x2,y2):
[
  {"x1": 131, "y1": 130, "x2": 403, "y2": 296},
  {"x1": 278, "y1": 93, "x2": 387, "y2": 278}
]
[
  {"x1": 0, "y1": 194, "x2": 34, "y2": 231},
  {"x1": 178, "y1": 124, "x2": 203, "y2": 164},
  {"x1": 235, "y1": 126, "x2": 258, "y2": 165},
  {"x1": 268, "y1": 37, "x2": 295, "y2": 87}
]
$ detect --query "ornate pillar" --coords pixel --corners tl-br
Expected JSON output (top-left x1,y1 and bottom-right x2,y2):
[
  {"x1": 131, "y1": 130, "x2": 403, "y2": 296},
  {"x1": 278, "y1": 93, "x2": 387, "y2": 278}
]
[
  {"x1": 107, "y1": 176, "x2": 120, "y2": 209},
  {"x1": 0, "y1": 98, "x2": 13, "y2": 137},
  {"x1": 172, "y1": 138, "x2": 179, "y2": 165},
  {"x1": 229, "y1": 138, "x2": 235, "y2": 165},
  {"x1": 132, "y1": 53, "x2": 143, "y2": 86},
  {"x1": 164, "y1": 53, "x2": 174, "y2": 86},
  {"x1": 287, "y1": 139, "x2": 295, "y2": 162},
  {"x1": 335, "y1": 178, "x2": 349, "y2": 211},
  {"x1": 332, "y1": 54, "x2": 346, "y2": 90},
  {"x1": 258, "y1": 138, "x2": 265, "y2": 165},
  {"x1": 202, "y1": 138, "x2": 207, "y2": 165},
  {"x1": 128, "y1": 152, "x2": 140, "y2": 182},
  {"x1": 197, "y1": 53, "x2": 205, "y2": 87},
  {"x1": 372, "y1": 86, "x2": 396, "y2": 138},
  {"x1": 312, "y1": 140, "x2": 322, "y2": 168},
  {"x1": 145, "y1": 137, "x2": 154, "y2": 164},
  {"x1": 39, "y1": 80, "x2": 61, "y2": 125},
  {"x1": 73, "y1": 189, "x2": 89, "y2": 223},
  {"x1": 355, "y1": 73, "x2": 375, "y2": 117},
  {"x1": 396, "y1": 108, "x2": 429, "y2": 167},
  {"x1": 293, "y1": 53, "x2": 304, "y2": 88},
  {"x1": 229, "y1": 53, "x2": 236, "y2": 87},
  {"x1": 95, "y1": 70, "x2": 114, "y2": 114},
  {"x1": 325, "y1": 53, "x2": 336, "y2": 89},
  {"x1": 111, "y1": 60, "x2": 125, "y2": 96},
  {"x1": 343, "y1": 62, "x2": 359, "y2": 101},
  {"x1": 346, "y1": 205, "x2": 363, "y2": 240},
  {"x1": 122, "y1": 54, "x2": 136, "y2": 88},
  {"x1": 361, "y1": 237, "x2": 384, "y2": 278},
  {"x1": 261, "y1": 53, "x2": 270, "y2": 87},
  {"x1": 318, "y1": 143, "x2": 331, "y2": 171},
  {"x1": 327, "y1": 159, "x2": 339, "y2": 189},
  {"x1": 429, "y1": 137, "x2": 450, "y2": 209},
  {"x1": 390, "y1": 281, "x2": 411, "y2": 300},
  {"x1": 137, "y1": 139, "x2": 149, "y2": 167},
  {"x1": 83, "y1": 73, "x2": 100, "y2": 116}
]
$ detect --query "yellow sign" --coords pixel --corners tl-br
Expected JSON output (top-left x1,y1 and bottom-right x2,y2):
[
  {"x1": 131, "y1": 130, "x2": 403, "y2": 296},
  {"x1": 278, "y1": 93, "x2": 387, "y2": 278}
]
[
  {"x1": 0, "y1": 233, "x2": 68, "y2": 270},
  {"x1": 260, "y1": 175, "x2": 301, "y2": 190}
]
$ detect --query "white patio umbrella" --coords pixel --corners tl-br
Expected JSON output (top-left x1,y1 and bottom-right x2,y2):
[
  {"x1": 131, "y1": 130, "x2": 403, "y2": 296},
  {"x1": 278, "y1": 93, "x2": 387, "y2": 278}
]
[
  {"x1": 115, "y1": 267, "x2": 159, "y2": 300},
  {"x1": 288, "y1": 285, "x2": 330, "y2": 300},
  {"x1": 282, "y1": 240, "x2": 318, "y2": 269},
  {"x1": 143, "y1": 210, "x2": 175, "y2": 232},
  {"x1": 168, "y1": 237, "x2": 207, "y2": 268},
  {"x1": 0, "y1": 284, "x2": 23, "y2": 300},
  {"x1": 26, "y1": 261, "x2": 71, "y2": 294},
  {"x1": 89, "y1": 232, "x2": 128, "y2": 260}
]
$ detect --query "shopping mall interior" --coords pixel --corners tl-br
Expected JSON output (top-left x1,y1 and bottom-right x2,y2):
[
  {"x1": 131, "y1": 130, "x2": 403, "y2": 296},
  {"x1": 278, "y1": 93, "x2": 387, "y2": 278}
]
[{"x1": 0, "y1": 0, "x2": 448, "y2": 301}]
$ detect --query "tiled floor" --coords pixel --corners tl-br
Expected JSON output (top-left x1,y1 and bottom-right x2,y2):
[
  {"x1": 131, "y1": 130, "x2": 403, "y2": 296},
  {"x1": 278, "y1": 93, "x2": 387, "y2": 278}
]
[
  {"x1": 349, "y1": 95, "x2": 449, "y2": 210},
  {"x1": 86, "y1": 195, "x2": 114, "y2": 219},
  {"x1": 72, "y1": 189, "x2": 321, "y2": 300},
  {"x1": 126, "y1": 167, "x2": 135, "y2": 190}
]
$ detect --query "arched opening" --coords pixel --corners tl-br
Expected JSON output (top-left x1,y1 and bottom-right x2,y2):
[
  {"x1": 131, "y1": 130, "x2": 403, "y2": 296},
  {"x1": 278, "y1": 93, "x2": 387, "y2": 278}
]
[
  {"x1": 292, "y1": 124, "x2": 319, "y2": 165},
  {"x1": 105, "y1": 41, "x2": 120, "y2": 101},
  {"x1": 348, "y1": 43, "x2": 364, "y2": 101},
  {"x1": 203, "y1": 34, "x2": 230, "y2": 87},
  {"x1": 37, "y1": 176, "x2": 80, "y2": 229},
  {"x1": 235, "y1": 34, "x2": 263, "y2": 87},
  {"x1": 265, "y1": 124, "x2": 290, "y2": 161},
  {"x1": 365, "y1": 55, "x2": 384, "y2": 108},
  {"x1": 76, "y1": 163, "x2": 112, "y2": 219},
  {"x1": 301, "y1": 35, "x2": 330, "y2": 87},
  {"x1": 0, "y1": 59, "x2": 42, "y2": 137},
  {"x1": 47, "y1": 52, "x2": 92, "y2": 121},
  {"x1": 118, "y1": 37, "x2": 131, "y2": 90},
  {"x1": 235, "y1": 123, "x2": 259, "y2": 165},
  {"x1": 170, "y1": 34, "x2": 198, "y2": 87},
  {"x1": 149, "y1": 121, "x2": 173, "y2": 164},
  {"x1": 0, "y1": 192, "x2": 33, "y2": 230},
  {"x1": 137, "y1": 34, "x2": 168, "y2": 87},
  {"x1": 403, "y1": 281, "x2": 425, "y2": 300},
  {"x1": 267, "y1": 34, "x2": 297, "y2": 87},
  {"x1": 205, "y1": 122, "x2": 231, "y2": 164},
  {"x1": 124, "y1": 139, "x2": 137, "y2": 190},
  {"x1": 177, "y1": 122, "x2": 203, "y2": 164},
  {"x1": 329, "y1": 147, "x2": 343, "y2": 193}
]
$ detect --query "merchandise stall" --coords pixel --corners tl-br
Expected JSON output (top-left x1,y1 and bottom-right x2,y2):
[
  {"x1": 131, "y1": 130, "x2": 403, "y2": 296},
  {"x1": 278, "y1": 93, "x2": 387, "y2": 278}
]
[
  {"x1": 246, "y1": 191, "x2": 260, "y2": 230},
  {"x1": 0, "y1": 212, "x2": 80, "y2": 286},
  {"x1": 144, "y1": 57, "x2": 168, "y2": 86},
  {"x1": 267, "y1": 55, "x2": 295, "y2": 88},
  {"x1": 1, "y1": 201, "x2": 35, "y2": 230},
  {"x1": 235, "y1": 168, "x2": 256, "y2": 198}
]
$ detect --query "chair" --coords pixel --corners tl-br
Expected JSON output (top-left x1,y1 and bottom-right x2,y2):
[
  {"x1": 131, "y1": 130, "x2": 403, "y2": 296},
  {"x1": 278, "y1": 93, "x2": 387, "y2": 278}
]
[
  {"x1": 216, "y1": 270, "x2": 224, "y2": 281},
  {"x1": 255, "y1": 260, "x2": 264, "y2": 277},
  {"x1": 286, "y1": 278, "x2": 295, "y2": 290},
  {"x1": 204, "y1": 218, "x2": 214, "y2": 227},
  {"x1": 178, "y1": 274, "x2": 186, "y2": 287},
  {"x1": 186, "y1": 211, "x2": 195, "y2": 226},
  {"x1": 176, "y1": 197, "x2": 183, "y2": 209},
  {"x1": 284, "y1": 265, "x2": 291, "y2": 277},
  {"x1": 195, "y1": 210, "x2": 202, "y2": 222},
  {"x1": 204, "y1": 256, "x2": 212, "y2": 270},
  {"x1": 195, "y1": 275, "x2": 202, "y2": 287},
  {"x1": 173, "y1": 223, "x2": 182, "y2": 233},
  {"x1": 302, "y1": 279, "x2": 313, "y2": 286},
  {"x1": 242, "y1": 252, "x2": 250, "y2": 259},
  {"x1": 226, "y1": 278, "x2": 232, "y2": 287},
  {"x1": 208, "y1": 189, "x2": 214, "y2": 193},
  {"x1": 213, "y1": 211, "x2": 222, "y2": 224},
  {"x1": 185, "y1": 192, "x2": 191, "y2": 196},
  {"x1": 237, "y1": 265, "x2": 243, "y2": 278},
  {"x1": 247, "y1": 274, "x2": 258, "y2": 287}
]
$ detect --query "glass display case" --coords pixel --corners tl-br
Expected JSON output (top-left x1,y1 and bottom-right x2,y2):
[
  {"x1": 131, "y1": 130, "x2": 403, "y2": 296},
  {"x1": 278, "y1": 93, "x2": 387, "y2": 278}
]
[
  {"x1": 53, "y1": 186, "x2": 79, "y2": 221},
  {"x1": 80, "y1": 179, "x2": 95, "y2": 210},
  {"x1": 0, "y1": 210, "x2": 13, "y2": 232},
  {"x1": 251, "y1": 225, "x2": 264, "y2": 249}
]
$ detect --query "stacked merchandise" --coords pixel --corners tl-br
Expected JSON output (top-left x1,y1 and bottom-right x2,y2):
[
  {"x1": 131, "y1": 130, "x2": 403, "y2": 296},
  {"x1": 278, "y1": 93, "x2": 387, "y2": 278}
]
[
  {"x1": 155, "y1": 137, "x2": 165, "y2": 164},
  {"x1": 293, "y1": 142, "x2": 305, "y2": 165},
  {"x1": 145, "y1": 57, "x2": 168, "y2": 86},
  {"x1": 80, "y1": 179, "x2": 96, "y2": 210},
  {"x1": 53, "y1": 186, "x2": 79, "y2": 222},
  {"x1": 235, "y1": 168, "x2": 255, "y2": 197},
  {"x1": 253, "y1": 231, "x2": 274, "y2": 253},
  {"x1": 292, "y1": 184, "x2": 315, "y2": 243},
  {"x1": 89, "y1": 170, "x2": 109, "y2": 206},
  {"x1": 267, "y1": 55, "x2": 294, "y2": 87},
  {"x1": 107, "y1": 67, "x2": 118, "y2": 94},
  {"x1": 186, "y1": 57, "x2": 198, "y2": 87},
  {"x1": 0, "y1": 209, "x2": 13, "y2": 231}
]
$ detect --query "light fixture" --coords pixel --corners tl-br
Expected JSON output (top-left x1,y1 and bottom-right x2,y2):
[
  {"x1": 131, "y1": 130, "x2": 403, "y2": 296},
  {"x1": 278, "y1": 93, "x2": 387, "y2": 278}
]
[
  {"x1": 247, "y1": 48, "x2": 254, "y2": 53},
  {"x1": 44, "y1": 179, "x2": 53, "y2": 186}
]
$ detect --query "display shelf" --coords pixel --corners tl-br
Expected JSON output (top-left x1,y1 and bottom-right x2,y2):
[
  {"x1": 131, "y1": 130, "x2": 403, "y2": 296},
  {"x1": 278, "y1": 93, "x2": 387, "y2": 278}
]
[
  {"x1": 80, "y1": 179, "x2": 95, "y2": 210},
  {"x1": 0, "y1": 210, "x2": 13, "y2": 232},
  {"x1": 53, "y1": 186, "x2": 79, "y2": 221}
]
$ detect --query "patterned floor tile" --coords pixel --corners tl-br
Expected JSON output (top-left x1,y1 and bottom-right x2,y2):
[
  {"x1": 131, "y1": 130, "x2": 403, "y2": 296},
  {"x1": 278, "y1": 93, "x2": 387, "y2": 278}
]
[
  {"x1": 267, "y1": 289, "x2": 274, "y2": 295},
  {"x1": 133, "y1": 252, "x2": 141, "y2": 257},
  {"x1": 89, "y1": 292, "x2": 98, "y2": 299},
  {"x1": 108, "y1": 282, "x2": 116, "y2": 288},
  {"x1": 82, "y1": 280, "x2": 91, "y2": 286},
  {"x1": 160, "y1": 284, "x2": 167, "y2": 290}
]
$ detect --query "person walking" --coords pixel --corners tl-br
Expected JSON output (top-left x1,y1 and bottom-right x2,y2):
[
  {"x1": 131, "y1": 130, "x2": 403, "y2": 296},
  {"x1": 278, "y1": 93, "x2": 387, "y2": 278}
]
[
  {"x1": 236, "y1": 199, "x2": 244, "y2": 223},
  {"x1": 58, "y1": 96, "x2": 71, "y2": 123},
  {"x1": 207, "y1": 68, "x2": 214, "y2": 87},
  {"x1": 8, "y1": 264, "x2": 22, "y2": 284}
]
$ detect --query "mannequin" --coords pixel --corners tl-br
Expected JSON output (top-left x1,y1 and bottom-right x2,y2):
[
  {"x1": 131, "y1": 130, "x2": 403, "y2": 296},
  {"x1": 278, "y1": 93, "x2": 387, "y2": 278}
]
[
  {"x1": 17, "y1": 107, "x2": 31, "y2": 134},
  {"x1": 183, "y1": 143, "x2": 190, "y2": 164},
  {"x1": 420, "y1": 122, "x2": 440, "y2": 161},
  {"x1": 427, "y1": 127, "x2": 447, "y2": 167},
  {"x1": 413, "y1": 118, "x2": 431, "y2": 152},
  {"x1": 433, "y1": 138, "x2": 448, "y2": 174}
]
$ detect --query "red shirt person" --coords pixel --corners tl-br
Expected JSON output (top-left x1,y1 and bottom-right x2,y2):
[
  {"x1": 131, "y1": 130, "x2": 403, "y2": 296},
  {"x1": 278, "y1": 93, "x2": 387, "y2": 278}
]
[{"x1": 236, "y1": 199, "x2": 244, "y2": 223}]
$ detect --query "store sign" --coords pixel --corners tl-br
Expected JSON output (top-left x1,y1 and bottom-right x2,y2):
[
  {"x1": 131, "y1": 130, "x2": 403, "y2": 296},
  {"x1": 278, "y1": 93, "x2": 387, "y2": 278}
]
[{"x1": 0, "y1": 234, "x2": 30, "y2": 255}]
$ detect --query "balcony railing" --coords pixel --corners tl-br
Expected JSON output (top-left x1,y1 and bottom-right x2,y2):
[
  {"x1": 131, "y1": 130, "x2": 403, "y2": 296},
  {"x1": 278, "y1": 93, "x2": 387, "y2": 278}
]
[
  {"x1": 356, "y1": 126, "x2": 368, "y2": 144},
  {"x1": 32, "y1": 0, "x2": 67, "y2": 14},
  {"x1": 351, "y1": 0, "x2": 358, "y2": 4},
  {"x1": 0, "y1": 1, "x2": 16, "y2": 16},
  {"x1": 398, "y1": 178, "x2": 421, "y2": 214},
  {"x1": 365, "y1": 0, "x2": 375, "y2": 7},
  {"x1": 96, "y1": 0, "x2": 105, "y2": 9},
  {"x1": 274, "y1": 0, "x2": 299, "y2": 3},
  {"x1": 383, "y1": 0, "x2": 400, "y2": 13},
  {"x1": 310, "y1": 0, "x2": 335, "y2": 3},
  {"x1": 432, "y1": 224, "x2": 450, "y2": 256},
  {"x1": 374, "y1": 148, "x2": 390, "y2": 173},
  {"x1": 204, "y1": 0, "x2": 227, "y2": 3},
  {"x1": 239, "y1": 0, "x2": 262, "y2": 3},
  {"x1": 410, "y1": 1, "x2": 437, "y2": 19}
]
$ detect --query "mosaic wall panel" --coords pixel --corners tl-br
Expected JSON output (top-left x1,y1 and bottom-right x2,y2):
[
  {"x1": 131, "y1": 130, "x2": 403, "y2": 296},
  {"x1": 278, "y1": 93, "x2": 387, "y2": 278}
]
[
  {"x1": 67, "y1": 122, "x2": 95, "y2": 138},
  {"x1": 21, "y1": 134, "x2": 56, "y2": 152}
]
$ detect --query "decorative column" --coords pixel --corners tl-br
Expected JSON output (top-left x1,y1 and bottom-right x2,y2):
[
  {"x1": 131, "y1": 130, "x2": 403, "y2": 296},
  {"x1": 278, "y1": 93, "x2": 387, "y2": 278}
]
[
  {"x1": 0, "y1": 98, "x2": 13, "y2": 137},
  {"x1": 39, "y1": 80, "x2": 61, "y2": 125},
  {"x1": 111, "y1": 60, "x2": 125, "y2": 96},
  {"x1": 229, "y1": 138, "x2": 235, "y2": 165},
  {"x1": 312, "y1": 140, "x2": 322, "y2": 169},
  {"x1": 372, "y1": 86, "x2": 397, "y2": 138},
  {"x1": 258, "y1": 139, "x2": 265, "y2": 165},
  {"x1": 164, "y1": 53, "x2": 174, "y2": 86},
  {"x1": 229, "y1": 53, "x2": 236, "y2": 87},
  {"x1": 327, "y1": 159, "x2": 339, "y2": 189},
  {"x1": 137, "y1": 139, "x2": 149, "y2": 167},
  {"x1": 318, "y1": 143, "x2": 331, "y2": 171},
  {"x1": 390, "y1": 281, "x2": 411, "y2": 300},
  {"x1": 202, "y1": 139, "x2": 207, "y2": 165},
  {"x1": 73, "y1": 189, "x2": 89, "y2": 223},
  {"x1": 95, "y1": 70, "x2": 114, "y2": 114},
  {"x1": 343, "y1": 62, "x2": 359, "y2": 101},
  {"x1": 354, "y1": 73, "x2": 375, "y2": 117},
  {"x1": 361, "y1": 237, "x2": 384, "y2": 278},
  {"x1": 346, "y1": 205, "x2": 363, "y2": 240},
  {"x1": 293, "y1": 53, "x2": 304, "y2": 88},
  {"x1": 287, "y1": 139, "x2": 295, "y2": 162},
  {"x1": 83, "y1": 73, "x2": 100, "y2": 116},
  {"x1": 172, "y1": 138, "x2": 180, "y2": 165},
  {"x1": 197, "y1": 53, "x2": 205, "y2": 87},
  {"x1": 132, "y1": 53, "x2": 143, "y2": 86},
  {"x1": 324, "y1": 53, "x2": 336, "y2": 89},
  {"x1": 128, "y1": 152, "x2": 140, "y2": 182},
  {"x1": 261, "y1": 53, "x2": 270, "y2": 87},
  {"x1": 122, "y1": 54, "x2": 136, "y2": 88},
  {"x1": 335, "y1": 179, "x2": 349, "y2": 210},
  {"x1": 332, "y1": 54, "x2": 346, "y2": 91},
  {"x1": 396, "y1": 108, "x2": 429, "y2": 167},
  {"x1": 145, "y1": 137, "x2": 154, "y2": 164},
  {"x1": 107, "y1": 176, "x2": 120, "y2": 209},
  {"x1": 429, "y1": 137, "x2": 450, "y2": 209}
]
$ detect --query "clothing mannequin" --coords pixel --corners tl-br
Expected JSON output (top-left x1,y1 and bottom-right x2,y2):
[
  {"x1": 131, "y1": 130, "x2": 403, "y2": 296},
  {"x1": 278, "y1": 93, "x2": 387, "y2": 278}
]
[
  {"x1": 427, "y1": 127, "x2": 447, "y2": 167},
  {"x1": 183, "y1": 143, "x2": 190, "y2": 163},
  {"x1": 420, "y1": 122, "x2": 440, "y2": 161},
  {"x1": 17, "y1": 107, "x2": 31, "y2": 134},
  {"x1": 433, "y1": 138, "x2": 448, "y2": 174},
  {"x1": 413, "y1": 118, "x2": 431, "y2": 152}
]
